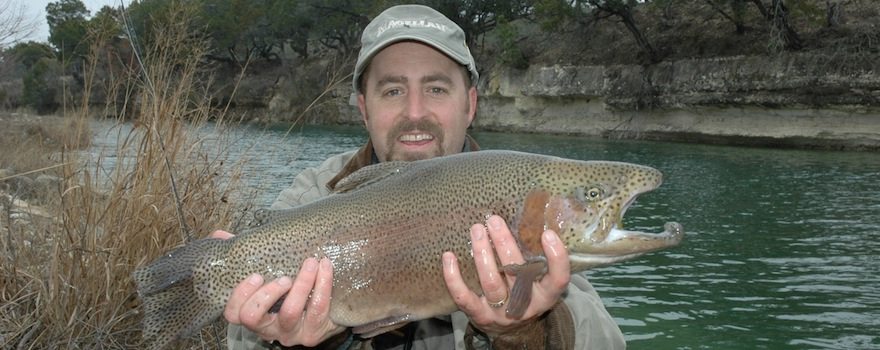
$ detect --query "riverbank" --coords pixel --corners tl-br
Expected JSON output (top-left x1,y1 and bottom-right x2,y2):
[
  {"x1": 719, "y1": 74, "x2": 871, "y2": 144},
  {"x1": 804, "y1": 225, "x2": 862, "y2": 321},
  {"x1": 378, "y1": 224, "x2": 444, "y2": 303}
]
[
  {"x1": 461, "y1": 52, "x2": 880, "y2": 151},
  {"x1": 473, "y1": 102, "x2": 880, "y2": 151},
  {"x1": 287, "y1": 51, "x2": 878, "y2": 151}
]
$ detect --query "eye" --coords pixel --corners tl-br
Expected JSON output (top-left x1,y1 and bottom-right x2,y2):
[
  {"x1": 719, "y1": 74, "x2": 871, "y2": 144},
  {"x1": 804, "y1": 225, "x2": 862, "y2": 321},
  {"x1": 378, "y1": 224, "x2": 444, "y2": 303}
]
[
  {"x1": 428, "y1": 86, "x2": 448, "y2": 95},
  {"x1": 586, "y1": 187, "x2": 603, "y2": 199},
  {"x1": 384, "y1": 88, "x2": 403, "y2": 97},
  {"x1": 576, "y1": 186, "x2": 604, "y2": 202}
]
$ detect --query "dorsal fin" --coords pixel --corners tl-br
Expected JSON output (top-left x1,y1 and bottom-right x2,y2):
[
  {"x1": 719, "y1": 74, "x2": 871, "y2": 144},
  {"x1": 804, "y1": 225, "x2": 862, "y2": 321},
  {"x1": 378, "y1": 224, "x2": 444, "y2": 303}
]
[
  {"x1": 252, "y1": 209, "x2": 272, "y2": 226},
  {"x1": 333, "y1": 161, "x2": 411, "y2": 194},
  {"x1": 250, "y1": 208, "x2": 298, "y2": 228}
]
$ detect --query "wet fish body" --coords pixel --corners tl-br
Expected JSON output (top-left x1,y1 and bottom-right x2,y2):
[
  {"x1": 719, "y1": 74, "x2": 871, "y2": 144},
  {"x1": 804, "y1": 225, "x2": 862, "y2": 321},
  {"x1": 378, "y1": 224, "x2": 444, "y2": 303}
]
[{"x1": 134, "y1": 150, "x2": 683, "y2": 349}]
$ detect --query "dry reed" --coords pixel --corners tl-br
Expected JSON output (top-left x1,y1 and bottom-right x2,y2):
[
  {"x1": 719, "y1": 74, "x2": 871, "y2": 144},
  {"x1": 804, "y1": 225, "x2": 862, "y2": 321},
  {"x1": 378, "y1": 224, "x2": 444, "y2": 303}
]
[{"x1": 2, "y1": 2, "x2": 254, "y2": 349}]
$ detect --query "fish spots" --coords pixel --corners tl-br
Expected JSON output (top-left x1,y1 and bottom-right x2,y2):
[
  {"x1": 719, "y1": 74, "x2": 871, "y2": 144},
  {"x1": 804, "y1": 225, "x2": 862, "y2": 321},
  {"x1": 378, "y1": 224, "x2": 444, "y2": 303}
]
[{"x1": 136, "y1": 150, "x2": 669, "y2": 346}]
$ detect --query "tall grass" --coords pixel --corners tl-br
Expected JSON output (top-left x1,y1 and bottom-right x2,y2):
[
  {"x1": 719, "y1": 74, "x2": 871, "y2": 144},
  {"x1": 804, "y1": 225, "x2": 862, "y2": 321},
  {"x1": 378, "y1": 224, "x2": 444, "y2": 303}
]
[{"x1": 2, "y1": 3, "x2": 253, "y2": 349}]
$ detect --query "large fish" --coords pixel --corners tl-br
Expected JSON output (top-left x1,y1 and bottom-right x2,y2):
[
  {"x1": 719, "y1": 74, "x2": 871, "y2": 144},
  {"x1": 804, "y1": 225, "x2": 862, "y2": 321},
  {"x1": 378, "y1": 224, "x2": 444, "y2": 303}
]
[{"x1": 134, "y1": 150, "x2": 683, "y2": 349}]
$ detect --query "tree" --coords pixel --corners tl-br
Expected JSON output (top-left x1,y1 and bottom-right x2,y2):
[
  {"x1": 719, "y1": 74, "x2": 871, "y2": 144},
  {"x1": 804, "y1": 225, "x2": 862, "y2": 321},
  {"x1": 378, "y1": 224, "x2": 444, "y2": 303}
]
[
  {"x1": 23, "y1": 57, "x2": 61, "y2": 114},
  {"x1": 535, "y1": 0, "x2": 660, "y2": 63},
  {"x1": 589, "y1": 0, "x2": 659, "y2": 62},
  {"x1": 534, "y1": 0, "x2": 579, "y2": 31},
  {"x1": 426, "y1": 0, "x2": 533, "y2": 48},
  {"x1": 120, "y1": 0, "x2": 163, "y2": 64},
  {"x1": 704, "y1": 0, "x2": 750, "y2": 34},
  {"x1": 746, "y1": 0, "x2": 802, "y2": 51},
  {"x1": 0, "y1": 2, "x2": 40, "y2": 48},
  {"x1": 7, "y1": 41, "x2": 55, "y2": 69},
  {"x1": 265, "y1": 0, "x2": 314, "y2": 58},
  {"x1": 89, "y1": 5, "x2": 123, "y2": 38},
  {"x1": 47, "y1": 0, "x2": 91, "y2": 59},
  {"x1": 306, "y1": 0, "x2": 372, "y2": 55},
  {"x1": 200, "y1": 0, "x2": 271, "y2": 62}
]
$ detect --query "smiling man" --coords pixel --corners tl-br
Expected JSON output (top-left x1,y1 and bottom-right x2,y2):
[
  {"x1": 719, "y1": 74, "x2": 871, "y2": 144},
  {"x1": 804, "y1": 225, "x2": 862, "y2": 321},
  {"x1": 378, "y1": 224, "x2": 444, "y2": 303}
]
[
  {"x1": 219, "y1": 4, "x2": 626, "y2": 350},
  {"x1": 356, "y1": 39, "x2": 476, "y2": 162}
]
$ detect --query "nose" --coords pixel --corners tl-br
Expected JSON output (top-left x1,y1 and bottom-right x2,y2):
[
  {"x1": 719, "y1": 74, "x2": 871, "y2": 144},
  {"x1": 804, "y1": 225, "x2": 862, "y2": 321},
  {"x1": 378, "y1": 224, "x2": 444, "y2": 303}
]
[{"x1": 404, "y1": 88, "x2": 427, "y2": 120}]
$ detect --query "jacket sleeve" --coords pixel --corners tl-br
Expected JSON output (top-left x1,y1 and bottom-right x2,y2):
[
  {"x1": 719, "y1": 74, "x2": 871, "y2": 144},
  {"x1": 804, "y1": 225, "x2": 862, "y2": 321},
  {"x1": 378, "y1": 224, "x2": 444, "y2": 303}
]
[
  {"x1": 461, "y1": 274, "x2": 625, "y2": 350},
  {"x1": 270, "y1": 150, "x2": 357, "y2": 210},
  {"x1": 463, "y1": 302, "x2": 575, "y2": 350}
]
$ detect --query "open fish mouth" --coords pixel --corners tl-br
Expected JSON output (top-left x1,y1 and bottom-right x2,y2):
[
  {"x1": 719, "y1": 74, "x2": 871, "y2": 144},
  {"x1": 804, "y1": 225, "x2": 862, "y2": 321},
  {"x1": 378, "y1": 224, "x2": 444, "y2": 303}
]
[
  {"x1": 570, "y1": 178, "x2": 683, "y2": 267},
  {"x1": 606, "y1": 221, "x2": 685, "y2": 249},
  {"x1": 570, "y1": 221, "x2": 684, "y2": 267}
]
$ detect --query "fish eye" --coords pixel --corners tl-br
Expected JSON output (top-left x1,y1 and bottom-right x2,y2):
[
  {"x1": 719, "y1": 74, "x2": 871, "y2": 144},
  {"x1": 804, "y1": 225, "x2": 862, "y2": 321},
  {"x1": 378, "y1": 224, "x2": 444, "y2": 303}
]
[{"x1": 576, "y1": 186, "x2": 605, "y2": 202}]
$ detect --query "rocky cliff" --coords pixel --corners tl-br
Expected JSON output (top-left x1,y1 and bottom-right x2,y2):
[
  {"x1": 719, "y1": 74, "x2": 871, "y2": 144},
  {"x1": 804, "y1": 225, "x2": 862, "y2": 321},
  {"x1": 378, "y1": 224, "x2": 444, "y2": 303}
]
[{"x1": 469, "y1": 53, "x2": 880, "y2": 150}]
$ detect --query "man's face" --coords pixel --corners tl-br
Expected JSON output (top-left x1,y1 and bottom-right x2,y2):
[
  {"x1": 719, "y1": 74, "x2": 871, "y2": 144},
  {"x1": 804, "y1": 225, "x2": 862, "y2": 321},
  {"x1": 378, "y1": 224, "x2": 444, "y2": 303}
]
[{"x1": 357, "y1": 41, "x2": 477, "y2": 162}]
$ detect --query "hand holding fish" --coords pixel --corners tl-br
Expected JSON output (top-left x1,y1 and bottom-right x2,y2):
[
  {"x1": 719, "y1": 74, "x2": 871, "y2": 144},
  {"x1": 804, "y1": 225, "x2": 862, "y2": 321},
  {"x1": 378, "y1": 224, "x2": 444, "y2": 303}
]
[
  {"x1": 443, "y1": 215, "x2": 570, "y2": 338},
  {"x1": 210, "y1": 230, "x2": 345, "y2": 346}
]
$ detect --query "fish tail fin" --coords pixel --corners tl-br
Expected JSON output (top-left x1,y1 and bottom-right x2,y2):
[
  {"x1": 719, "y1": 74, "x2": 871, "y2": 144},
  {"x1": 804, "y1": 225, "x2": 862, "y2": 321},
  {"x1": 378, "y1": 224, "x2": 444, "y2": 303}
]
[{"x1": 133, "y1": 238, "x2": 228, "y2": 349}]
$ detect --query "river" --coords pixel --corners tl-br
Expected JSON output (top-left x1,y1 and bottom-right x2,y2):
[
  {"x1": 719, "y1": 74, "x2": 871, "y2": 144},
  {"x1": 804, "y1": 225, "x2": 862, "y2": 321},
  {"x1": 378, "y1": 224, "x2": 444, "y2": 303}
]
[{"x1": 92, "y1": 121, "x2": 880, "y2": 349}]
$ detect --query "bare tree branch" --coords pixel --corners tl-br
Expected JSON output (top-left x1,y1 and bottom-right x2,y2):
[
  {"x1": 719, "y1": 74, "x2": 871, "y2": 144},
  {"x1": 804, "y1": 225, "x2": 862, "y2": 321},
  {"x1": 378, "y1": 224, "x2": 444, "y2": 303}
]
[{"x1": 0, "y1": 2, "x2": 40, "y2": 48}]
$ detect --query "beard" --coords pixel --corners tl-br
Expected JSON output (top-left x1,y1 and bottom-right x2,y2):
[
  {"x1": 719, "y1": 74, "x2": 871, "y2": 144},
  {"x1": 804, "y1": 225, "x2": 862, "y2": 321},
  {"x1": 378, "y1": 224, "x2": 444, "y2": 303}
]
[{"x1": 382, "y1": 118, "x2": 445, "y2": 162}]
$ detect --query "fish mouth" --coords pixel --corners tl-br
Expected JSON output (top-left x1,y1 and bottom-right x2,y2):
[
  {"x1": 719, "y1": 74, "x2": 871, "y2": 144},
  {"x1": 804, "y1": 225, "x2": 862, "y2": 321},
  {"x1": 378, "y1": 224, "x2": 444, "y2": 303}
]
[
  {"x1": 564, "y1": 163, "x2": 681, "y2": 269},
  {"x1": 570, "y1": 221, "x2": 684, "y2": 268}
]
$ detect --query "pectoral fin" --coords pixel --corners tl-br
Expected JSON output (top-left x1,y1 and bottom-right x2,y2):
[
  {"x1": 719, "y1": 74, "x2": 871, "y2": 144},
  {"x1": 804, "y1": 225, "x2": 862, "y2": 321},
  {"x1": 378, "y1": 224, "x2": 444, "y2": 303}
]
[
  {"x1": 352, "y1": 314, "x2": 413, "y2": 338},
  {"x1": 501, "y1": 257, "x2": 548, "y2": 319}
]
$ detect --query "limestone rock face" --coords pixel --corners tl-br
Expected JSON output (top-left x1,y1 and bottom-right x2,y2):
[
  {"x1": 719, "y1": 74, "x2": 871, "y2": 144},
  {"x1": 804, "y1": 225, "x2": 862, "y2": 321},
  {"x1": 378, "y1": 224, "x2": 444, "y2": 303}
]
[{"x1": 474, "y1": 54, "x2": 880, "y2": 150}]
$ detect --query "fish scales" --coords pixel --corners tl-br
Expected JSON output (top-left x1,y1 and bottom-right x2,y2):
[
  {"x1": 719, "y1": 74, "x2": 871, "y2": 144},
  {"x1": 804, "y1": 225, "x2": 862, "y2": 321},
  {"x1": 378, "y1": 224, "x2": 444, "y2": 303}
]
[{"x1": 134, "y1": 150, "x2": 684, "y2": 349}]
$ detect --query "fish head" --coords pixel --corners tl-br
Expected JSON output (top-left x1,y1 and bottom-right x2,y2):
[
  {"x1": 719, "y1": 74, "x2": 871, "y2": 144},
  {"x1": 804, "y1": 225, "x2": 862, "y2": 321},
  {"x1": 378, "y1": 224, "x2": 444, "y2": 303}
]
[{"x1": 526, "y1": 160, "x2": 683, "y2": 272}]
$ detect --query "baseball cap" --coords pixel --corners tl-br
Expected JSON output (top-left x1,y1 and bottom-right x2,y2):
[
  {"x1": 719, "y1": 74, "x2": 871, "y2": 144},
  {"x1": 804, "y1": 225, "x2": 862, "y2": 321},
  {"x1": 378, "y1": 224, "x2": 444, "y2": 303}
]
[{"x1": 352, "y1": 4, "x2": 479, "y2": 93}]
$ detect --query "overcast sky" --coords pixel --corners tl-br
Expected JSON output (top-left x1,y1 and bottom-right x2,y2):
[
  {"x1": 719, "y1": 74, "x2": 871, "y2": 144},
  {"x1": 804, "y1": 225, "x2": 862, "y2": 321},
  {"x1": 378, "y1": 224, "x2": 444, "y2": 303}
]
[{"x1": 14, "y1": 0, "x2": 122, "y2": 42}]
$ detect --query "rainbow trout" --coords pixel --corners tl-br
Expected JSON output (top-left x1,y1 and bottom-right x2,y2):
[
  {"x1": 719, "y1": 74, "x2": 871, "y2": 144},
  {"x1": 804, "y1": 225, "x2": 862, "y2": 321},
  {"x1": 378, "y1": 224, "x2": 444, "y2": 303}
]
[{"x1": 134, "y1": 150, "x2": 683, "y2": 349}]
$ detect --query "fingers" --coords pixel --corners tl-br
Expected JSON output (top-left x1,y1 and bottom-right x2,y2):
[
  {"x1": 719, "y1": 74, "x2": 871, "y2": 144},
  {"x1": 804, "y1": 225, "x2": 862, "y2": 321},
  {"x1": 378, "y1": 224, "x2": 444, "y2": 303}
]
[
  {"x1": 469, "y1": 222, "x2": 508, "y2": 310},
  {"x1": 303, "y1": 259, "x2": 334, "y2": 330},
  {"x1": 222, "y1": 258, "x2": 342, "y2": 347},
  {"x1": 446, "y1": 217, "x2": 534, "y2": 334},
  {"x1": 449, "y1": 216, "x2": 573, "y2": 337},
  {"x1": 224, "y1": 273, "x2": 263, "y2": 324},
  {"x1": 484, "y1": 216, "x2": 524, "y2": 266},
  {"x1": 277, "y1": 258, "x2": 319, "y2": 330},
  {"x1": 271, "y1": 258, "x2": 335, "y2": 347},
  {"x1": 239, "y1": 276, "x2": 293, "y2": 330},
  {"x1": 540, "y1": 230, "x2": 571, "y2": 293},
  {"x1": 442, "y1": 252, "x2": 485, "y2": 317}
]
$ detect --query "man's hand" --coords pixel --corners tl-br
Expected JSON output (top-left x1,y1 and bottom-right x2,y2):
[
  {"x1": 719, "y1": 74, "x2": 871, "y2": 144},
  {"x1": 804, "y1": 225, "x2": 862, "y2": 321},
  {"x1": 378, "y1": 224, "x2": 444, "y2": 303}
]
[
  {"x1": 440, "y1": 216, "x2": 571, "y2": 337},
  {"x1": 209, "y1": 230, "x2": 345, "y2": 346}
]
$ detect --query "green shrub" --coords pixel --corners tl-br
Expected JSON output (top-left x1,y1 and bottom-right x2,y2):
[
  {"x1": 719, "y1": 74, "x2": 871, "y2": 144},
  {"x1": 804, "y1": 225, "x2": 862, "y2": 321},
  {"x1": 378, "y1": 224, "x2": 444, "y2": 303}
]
[{"x1": 22, "y1": 58, "x2": 60, "y2": 114}]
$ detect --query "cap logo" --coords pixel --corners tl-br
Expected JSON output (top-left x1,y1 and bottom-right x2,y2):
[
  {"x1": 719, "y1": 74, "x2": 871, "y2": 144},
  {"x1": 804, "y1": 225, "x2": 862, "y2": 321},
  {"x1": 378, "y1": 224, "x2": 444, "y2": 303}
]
[{"x1": 376, "y1": 20, "x2": 450, "y2": 36}]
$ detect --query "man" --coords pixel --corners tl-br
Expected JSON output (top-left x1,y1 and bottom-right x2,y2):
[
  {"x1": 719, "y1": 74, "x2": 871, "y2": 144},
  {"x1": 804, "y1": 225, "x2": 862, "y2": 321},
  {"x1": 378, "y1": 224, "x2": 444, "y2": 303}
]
[{"x1": 218, "y1": 4, "x2": 626, "y2": 349}]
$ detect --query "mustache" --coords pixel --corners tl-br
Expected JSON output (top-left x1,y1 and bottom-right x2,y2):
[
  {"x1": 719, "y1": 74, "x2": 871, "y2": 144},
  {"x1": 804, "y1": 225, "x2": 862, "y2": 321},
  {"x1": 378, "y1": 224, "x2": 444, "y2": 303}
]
[{"x1": 389, "y1": 119, "x2": 444, "y2": 139}]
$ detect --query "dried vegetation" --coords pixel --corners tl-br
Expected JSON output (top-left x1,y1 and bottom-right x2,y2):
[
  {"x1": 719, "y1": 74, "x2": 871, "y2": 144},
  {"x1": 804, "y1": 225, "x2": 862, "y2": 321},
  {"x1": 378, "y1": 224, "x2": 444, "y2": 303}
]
[{"x1": 1, "y1": 3, "x2": 254, "y2": 349}]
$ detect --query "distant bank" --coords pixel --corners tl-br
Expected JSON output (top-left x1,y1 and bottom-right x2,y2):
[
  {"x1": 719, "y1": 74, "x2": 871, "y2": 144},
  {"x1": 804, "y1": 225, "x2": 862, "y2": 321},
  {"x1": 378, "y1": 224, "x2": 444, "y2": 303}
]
[
  {"x1": 301, "y1": 53, "x2": 877, "y2": 151},
  {"x1": 474, "y1": 53, "x2": 880, "y2": 151}
]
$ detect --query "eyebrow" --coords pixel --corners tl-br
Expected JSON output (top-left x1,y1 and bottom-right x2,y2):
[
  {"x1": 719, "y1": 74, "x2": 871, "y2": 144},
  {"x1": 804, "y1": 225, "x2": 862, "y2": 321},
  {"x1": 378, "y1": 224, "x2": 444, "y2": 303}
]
[
  {"x1": 375, "y1": 75, "x2": 406, "y2": 89},
  {"x1": 421, "y1": 74, "x2": 453, "y2": 86},
  {"x1": 374, "y1": 73, "x2": 454, "y2": 89}
]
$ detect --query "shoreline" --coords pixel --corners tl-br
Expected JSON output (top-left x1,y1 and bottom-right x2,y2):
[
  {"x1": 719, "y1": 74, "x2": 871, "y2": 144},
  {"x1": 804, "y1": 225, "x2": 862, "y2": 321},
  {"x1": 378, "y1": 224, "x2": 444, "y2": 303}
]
[{"x1": 471, "y1": 101, "x2": 880, "y2": 152}]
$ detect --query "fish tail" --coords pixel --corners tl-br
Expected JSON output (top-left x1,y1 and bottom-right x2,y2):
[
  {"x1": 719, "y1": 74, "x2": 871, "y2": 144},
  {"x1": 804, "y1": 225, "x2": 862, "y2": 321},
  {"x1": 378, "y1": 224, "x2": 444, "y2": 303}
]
[{"x1": 133, "y1": 238, "x2": 228, "y2": 349}]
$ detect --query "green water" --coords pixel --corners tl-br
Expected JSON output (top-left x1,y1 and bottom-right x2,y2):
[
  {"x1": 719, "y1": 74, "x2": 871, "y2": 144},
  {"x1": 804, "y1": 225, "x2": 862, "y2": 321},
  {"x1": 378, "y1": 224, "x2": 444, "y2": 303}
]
[
  {"x1": 92, "y1": 122, "x2": 880, "y2": 349},
  {"x1": 256, "y1": 126, "x2": 880, "y2": 349},
  {"x1": 475, "y1": 131, "x2": 880, "y2": 349}
]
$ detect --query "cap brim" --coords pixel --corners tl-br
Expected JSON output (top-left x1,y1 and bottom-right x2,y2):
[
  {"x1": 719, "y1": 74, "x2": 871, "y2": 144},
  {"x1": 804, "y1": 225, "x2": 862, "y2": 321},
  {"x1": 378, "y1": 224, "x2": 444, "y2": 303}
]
[{"x1": 354, "y1": 34, "x2": 472, "y2": 92}]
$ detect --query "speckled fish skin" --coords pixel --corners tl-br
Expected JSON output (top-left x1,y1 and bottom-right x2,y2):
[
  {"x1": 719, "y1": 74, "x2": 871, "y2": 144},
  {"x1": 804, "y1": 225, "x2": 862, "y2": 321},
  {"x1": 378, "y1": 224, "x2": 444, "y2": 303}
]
[{"x1": 133, "y1": 150, "x2": 683, "y2": 349}]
